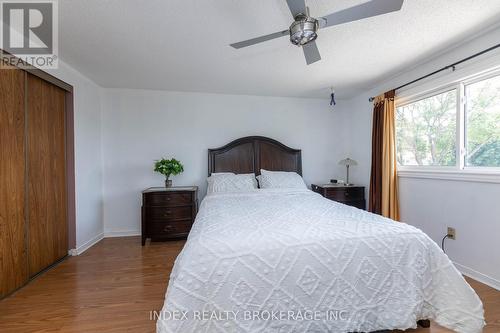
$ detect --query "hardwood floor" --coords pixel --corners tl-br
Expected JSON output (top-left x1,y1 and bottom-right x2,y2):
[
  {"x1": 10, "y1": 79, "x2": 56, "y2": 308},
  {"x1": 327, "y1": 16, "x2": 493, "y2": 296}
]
[{"x1": 0, "y1": 237, "x2": 498, "y2": 332}]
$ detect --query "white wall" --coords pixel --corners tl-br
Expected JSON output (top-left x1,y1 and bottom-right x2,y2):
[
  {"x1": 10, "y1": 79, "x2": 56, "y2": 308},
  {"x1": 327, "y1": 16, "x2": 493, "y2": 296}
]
[
  {"x1": 47, "y1": 61, "x2": 104, "y2": 254},
  {"x1": 398, "y1": 178, "x2": 500, "y2": 288},
  {"x1": 101, "y1": 89, "x2": 349, "y2": 236},
  {"x1": 343, "y1": 25, "x2": 500, "y2": 289}
]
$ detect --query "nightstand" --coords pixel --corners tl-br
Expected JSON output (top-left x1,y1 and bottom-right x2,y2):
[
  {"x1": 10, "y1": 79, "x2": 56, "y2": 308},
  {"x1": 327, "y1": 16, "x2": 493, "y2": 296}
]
[
  {"x1": 141, "y1": 187, "x2": 198, "y2": 245},
  {"x1": 311, "y1": 184, "x2": 366, "y2": 210}
]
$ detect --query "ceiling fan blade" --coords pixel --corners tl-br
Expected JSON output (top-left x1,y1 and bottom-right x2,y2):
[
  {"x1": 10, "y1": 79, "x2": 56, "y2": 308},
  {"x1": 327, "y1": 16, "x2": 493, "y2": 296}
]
[
  {"x1": 303, "y1": 41, "x2": 321, "y2": 65},
  {"x1": 230, "y1": 30, "x2": 288, "y2": 49},
  {"x1": 319, "y1": 0, "x2": 404, "y2": 28},
  {"x1": 286, "y1": 0, "x2": 307, "y2": 17}
]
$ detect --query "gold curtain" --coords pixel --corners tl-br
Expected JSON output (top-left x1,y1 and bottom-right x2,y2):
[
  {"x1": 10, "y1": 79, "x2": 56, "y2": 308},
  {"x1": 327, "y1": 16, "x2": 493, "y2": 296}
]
[{"x1": 369, "y1": 90, "x2": 400, "y2": 221}]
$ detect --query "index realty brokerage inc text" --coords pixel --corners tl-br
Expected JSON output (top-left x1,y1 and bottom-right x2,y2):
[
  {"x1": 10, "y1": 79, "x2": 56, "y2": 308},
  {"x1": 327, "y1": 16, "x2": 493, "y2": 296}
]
[{"x1": 151, "y1": 310, "x2": 349, "y2": 321}]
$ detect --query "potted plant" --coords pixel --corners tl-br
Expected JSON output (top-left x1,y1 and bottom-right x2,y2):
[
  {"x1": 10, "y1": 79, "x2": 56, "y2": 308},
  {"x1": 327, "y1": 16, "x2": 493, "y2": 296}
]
[{"x1": 154, "y1": 158, "x2": 184, "y2": 187}]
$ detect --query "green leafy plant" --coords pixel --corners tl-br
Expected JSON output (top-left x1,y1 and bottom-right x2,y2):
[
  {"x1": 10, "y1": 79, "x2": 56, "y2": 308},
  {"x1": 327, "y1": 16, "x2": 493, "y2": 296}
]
[{"x1": 154, "y1": 158, "x2": 184, "y2": 181}]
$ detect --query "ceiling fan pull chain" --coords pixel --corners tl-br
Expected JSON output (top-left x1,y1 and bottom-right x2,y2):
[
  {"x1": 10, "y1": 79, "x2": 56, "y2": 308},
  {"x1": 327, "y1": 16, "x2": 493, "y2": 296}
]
[{"x1": 330, "y1": 90, "x2": 336, "y2": 107}]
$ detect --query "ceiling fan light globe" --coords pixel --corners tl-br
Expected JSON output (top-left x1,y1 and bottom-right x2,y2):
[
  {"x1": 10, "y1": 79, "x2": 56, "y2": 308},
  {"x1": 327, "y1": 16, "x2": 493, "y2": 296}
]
[{"x1": 290, "y1": 30, "x2": 317, "y2": 46}]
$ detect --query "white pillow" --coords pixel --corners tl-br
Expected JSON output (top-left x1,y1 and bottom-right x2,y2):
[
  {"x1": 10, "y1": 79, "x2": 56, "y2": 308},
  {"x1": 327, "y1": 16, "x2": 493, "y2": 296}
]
[
  {"x1": 207, "y1": 173, "x2": 257, "y2": 194},
  {"x1": 258, "y1": 169, "x2": 307, "y2": 189}
]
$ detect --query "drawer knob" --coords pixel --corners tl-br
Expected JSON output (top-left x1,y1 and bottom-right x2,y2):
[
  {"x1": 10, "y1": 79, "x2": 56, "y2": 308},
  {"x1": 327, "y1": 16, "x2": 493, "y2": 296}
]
[
  {"x1": 166, "y1": 197, "x2": 171, "y2": 201},
  {"x1": 163, "y1": 210, "x2": 172, "y2": 217},
  {"x1": 163, "y1": 225, "x2": 173, "y2": 232},
  {"x1": 344, "y1": 191, "x2": 349, "y2": 196}
]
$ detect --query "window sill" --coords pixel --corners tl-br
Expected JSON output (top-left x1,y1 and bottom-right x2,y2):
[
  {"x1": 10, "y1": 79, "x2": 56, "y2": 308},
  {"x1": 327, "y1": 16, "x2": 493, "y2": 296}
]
[{"x1": 397, "y1": 169, "x2": 500, "y2": 184}]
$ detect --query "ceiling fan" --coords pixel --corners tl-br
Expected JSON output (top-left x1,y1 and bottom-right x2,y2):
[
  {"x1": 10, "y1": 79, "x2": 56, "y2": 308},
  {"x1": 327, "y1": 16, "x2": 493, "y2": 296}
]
[{"x1": 230, "y1": 0, "x2": 404, "y2": 65}]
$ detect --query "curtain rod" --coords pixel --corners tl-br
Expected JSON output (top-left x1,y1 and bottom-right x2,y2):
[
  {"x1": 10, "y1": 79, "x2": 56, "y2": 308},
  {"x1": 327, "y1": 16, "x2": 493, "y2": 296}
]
[{"x1": 368, "y1": 42, "x2": 500, "y2": 102}]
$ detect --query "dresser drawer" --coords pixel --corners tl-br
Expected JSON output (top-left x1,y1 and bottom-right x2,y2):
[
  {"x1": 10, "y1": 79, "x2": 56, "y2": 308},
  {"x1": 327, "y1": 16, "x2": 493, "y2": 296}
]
[
  {"x1": 344, "y1": 199, "x2": 366, "y2": 210},
  {"x1": 145, "y1": 206, "x2": 192, "y2": 221},
  {"x1": 149, "y1": 220, "x2": 191, "y2": 237},
  {"x1": 144, "y1": 192, "x2": 193, "y2": 206},
  {"x1": 312, "y1": 184, "x2": 366, "y2": 211},
  {"x1": 326, "y1": 187, "x2": 364, "y2": 201},
  {"x1": 142, "y1": 187, "x2": 198, "y2": 245}
]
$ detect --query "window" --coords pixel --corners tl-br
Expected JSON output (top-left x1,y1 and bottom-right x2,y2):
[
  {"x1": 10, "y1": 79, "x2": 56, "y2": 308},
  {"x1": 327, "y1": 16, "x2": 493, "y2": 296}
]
[
  {"x1": 396, "y1": 90, "x2": 457, "y2": 166},
  {"x1": 465, "y1": 75, "x2": 500, "y2": 167},
  {"x1": 396, "y1": 70, "x2": 500, "y2": 171}
]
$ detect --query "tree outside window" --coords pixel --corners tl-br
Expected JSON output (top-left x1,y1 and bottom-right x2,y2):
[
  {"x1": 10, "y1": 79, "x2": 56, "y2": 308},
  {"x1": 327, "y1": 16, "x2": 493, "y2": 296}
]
[
  {"x1": 396, "y1": 72, "x2": 500, "y2": 169},
  {"x1": 396, "y1": 90, "x2": 456, "y2": 166},
  {"x1": 465, "y1": 75, "x2": 500, "y2": 167}
]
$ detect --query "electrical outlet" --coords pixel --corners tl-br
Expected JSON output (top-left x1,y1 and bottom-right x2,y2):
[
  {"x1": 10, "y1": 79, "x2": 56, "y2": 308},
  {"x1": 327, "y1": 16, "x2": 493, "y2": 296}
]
[{"x1": 447, "y1": 227, "x2": 456, "y2": 240}]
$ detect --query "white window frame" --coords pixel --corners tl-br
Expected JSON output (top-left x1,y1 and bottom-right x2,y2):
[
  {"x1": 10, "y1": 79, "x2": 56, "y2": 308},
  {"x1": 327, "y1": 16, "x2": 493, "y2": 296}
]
[
  {"x1": 462, "y1": 70, "x2": 500, "y2": 172},
  {"x1": 395, "y1": 68, "x2": 500, "y2": 184},
  {"x1": 396, "y1": 85, "x2": 460, "y2": 171}
]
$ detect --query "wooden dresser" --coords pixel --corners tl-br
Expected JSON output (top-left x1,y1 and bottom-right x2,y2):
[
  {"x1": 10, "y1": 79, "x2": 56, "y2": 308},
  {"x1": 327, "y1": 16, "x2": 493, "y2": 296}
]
[
  {"x1": 311, "y1": 184, "x2": 366, "y2": 210},
  {"x1": 141, "y1": 187, "x2": 198, "y2": 245}
]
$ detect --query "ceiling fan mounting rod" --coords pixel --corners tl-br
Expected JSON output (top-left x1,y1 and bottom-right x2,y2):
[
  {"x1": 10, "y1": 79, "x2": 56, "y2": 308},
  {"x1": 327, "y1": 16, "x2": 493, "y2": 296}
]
[{"x1": 293, "y1": 13, "x2": 308, "y2": 20}]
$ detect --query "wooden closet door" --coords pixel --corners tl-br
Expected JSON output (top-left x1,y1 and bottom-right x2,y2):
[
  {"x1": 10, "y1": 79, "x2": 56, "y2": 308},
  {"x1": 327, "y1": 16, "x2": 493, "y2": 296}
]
[
  {"x1": 27, "y1": 74, "x2": 67, "y2": 276},
  {"x1": 0, "y1": 65, "x2": 27, "y2": 298}
]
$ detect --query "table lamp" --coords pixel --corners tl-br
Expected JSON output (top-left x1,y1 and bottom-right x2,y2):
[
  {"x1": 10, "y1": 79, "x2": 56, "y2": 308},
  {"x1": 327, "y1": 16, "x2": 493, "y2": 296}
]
[{"x1": 338, "y1": 158, "x2": 357, "y2": 186}]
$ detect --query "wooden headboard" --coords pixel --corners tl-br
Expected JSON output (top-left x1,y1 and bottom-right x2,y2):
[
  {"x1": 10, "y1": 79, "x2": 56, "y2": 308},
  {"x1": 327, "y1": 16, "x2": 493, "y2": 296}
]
[{"x1": 208, "y1": 136, "x2": 302, "y2": 176}]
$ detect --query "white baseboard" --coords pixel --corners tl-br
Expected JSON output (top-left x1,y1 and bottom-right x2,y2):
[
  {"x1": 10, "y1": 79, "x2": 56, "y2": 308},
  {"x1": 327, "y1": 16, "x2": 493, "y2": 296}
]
[
  {"x1": 67, "y1": 231, "x2": 138, "y2": 256},
  {"x1": 454, "y1": 261, "x2": 500, "y2": 291},
  {"x1": 70, "y1": 232, "x2": 104, "y2": 256},
  {"x1": 104, "y1": 230, "x2": 141, "y2": 238}
]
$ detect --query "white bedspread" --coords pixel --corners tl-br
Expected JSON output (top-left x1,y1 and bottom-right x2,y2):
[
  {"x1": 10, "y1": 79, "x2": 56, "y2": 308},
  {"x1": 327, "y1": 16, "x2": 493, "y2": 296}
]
[{"x1": 157, "y1": 189, "x2": 484, "y2": 333}]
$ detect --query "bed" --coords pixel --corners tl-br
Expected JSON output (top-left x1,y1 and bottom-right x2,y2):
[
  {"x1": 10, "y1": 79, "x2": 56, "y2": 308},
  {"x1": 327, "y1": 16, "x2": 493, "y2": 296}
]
[{"x1": 156, "y1": 136, "x2": 484, "y2": 333}]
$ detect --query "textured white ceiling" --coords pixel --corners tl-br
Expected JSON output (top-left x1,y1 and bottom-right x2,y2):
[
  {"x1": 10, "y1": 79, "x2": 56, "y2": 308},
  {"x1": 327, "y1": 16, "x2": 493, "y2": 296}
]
[{"x1": 59, "y1": 0, "x2": 500, "y2": 98}]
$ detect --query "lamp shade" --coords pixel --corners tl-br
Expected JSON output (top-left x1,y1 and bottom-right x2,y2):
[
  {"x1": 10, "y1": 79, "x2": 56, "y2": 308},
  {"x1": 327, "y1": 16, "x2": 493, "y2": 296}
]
[{"x1": 338, "y1": 158, "x2": 358, "y2": 166}]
